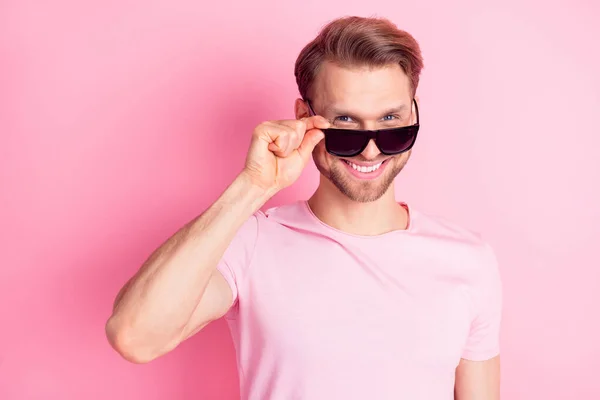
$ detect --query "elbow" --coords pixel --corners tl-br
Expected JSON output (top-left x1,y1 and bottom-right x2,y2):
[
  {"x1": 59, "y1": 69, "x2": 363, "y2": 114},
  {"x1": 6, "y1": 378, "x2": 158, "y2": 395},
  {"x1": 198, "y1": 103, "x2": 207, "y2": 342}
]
[{"x1": 105, "y1": 316, "x2": 158, "y2": 364}]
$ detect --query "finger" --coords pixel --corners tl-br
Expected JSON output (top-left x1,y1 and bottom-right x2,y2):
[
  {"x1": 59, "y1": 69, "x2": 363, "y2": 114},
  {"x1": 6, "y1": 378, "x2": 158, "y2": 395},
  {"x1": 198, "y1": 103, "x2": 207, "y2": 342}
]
[
  {"x1": 272, "y1": 121, "x2": 304, "y2": 157},
  {"x1": 260, "y1": 118, "x2": 327, "y2": 158},
  {"x1": 279, "y1": 116, "x2": 330, "y2": 133},
  {"x1": 289, "y1": 119, "x2": 306, "y2": 152},
  {"x1": 268, "y1": 131, "x2": 290, "y2": 156},
  {"x1": 286, "y1": 130, "x2": 301, "y2": 157},
  {"x1": 257, "y1": 121, "x2": 291, "y2": 155},
  {"x1": 303, "y1": 115, "x2": 330, "y2": 131},
  {"x1": 296, "y1": 128, "x2": 325, "y2": 163}
]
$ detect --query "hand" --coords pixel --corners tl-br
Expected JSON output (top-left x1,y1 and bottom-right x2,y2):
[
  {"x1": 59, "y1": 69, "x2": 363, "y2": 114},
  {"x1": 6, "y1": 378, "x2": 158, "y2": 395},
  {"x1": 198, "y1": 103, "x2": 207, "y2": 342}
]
[{"x1": 242, "y1": 116, "x2": 330, "y2": 194}]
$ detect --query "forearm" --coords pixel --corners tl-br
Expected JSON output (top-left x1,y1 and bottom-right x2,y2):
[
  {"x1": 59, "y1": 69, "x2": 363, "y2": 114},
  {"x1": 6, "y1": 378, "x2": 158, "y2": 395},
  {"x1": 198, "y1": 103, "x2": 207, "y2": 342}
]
[
  {"x1": 106, "y1": 173, "x2": 271, "y2": 356},
  {"x1": 455, "y1": 357, "x2": 500, "y2": 400}
]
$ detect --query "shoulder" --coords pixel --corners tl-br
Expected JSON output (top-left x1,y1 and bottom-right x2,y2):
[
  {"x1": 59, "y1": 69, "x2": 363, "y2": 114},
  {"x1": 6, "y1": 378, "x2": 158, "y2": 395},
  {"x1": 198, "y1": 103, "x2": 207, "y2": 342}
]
[
  {"x1": 235, "y1": 201, "x2": 303, "y2": 236},
  {"x1": 256, "y1": 200, "x2": 315, "y2": 233},
  {"x1": 411, "y1": 208, "x2": 488, "y2": 247},
  {"x1": 261, "y1": 201, "x2": 307, "y2": 221},
  {"x1": 411, "y1": 208, "x2": 500, "y2": 277}
]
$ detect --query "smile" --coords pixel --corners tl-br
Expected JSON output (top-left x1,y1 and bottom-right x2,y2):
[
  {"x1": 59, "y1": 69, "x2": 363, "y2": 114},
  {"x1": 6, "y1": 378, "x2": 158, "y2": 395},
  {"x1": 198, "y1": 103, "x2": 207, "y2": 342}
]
[{"x1": 343, "y1": 160, "x2": 384, "y2": 173}]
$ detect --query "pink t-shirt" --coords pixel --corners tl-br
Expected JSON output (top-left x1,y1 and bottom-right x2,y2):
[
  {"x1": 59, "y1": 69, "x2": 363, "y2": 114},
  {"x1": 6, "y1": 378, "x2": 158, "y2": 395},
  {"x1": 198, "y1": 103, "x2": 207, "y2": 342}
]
[{"x1": 216, "y1": 201, "x2": 502, "y2": 400}]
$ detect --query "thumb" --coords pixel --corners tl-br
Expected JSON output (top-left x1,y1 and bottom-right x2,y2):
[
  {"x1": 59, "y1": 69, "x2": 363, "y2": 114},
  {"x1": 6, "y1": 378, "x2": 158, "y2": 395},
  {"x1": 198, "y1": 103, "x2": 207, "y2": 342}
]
[{"x1": 297, "y1": 128, "x2": 325, "y2": 163}]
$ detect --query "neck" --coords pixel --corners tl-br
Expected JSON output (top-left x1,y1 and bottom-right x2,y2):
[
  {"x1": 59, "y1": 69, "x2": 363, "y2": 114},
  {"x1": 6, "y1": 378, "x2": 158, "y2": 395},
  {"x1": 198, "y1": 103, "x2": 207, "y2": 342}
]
[{"x1": 307, "y1": 179, "x2": 409, "y2": 236}]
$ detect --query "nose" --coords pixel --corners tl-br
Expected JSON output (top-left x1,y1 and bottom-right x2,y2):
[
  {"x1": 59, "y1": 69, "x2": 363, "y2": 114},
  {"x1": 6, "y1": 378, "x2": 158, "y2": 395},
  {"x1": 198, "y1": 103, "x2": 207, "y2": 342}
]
[{"x1": 360, "y1": 139, "x2": 381, "y2": 160}]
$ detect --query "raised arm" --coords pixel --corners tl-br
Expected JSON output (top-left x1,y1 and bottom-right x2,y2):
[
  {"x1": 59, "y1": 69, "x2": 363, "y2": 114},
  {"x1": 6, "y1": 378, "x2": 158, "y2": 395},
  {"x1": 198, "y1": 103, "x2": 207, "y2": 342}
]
[
  {"x1": 105, "y1": 115, "x2": 329, "y2": 363},
  {"x1": 105, "y1": 174, "x2": 269, "y2": 363}
]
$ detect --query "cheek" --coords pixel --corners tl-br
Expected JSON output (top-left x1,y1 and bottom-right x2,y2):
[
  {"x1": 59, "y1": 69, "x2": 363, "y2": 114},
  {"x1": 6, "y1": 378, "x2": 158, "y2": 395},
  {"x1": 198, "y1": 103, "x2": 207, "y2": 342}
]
[
  {"x1": 315, "y1": 140, "x2": 326, "y2": 154},
  {"x1": 390, "y1": 150, "x2": 411, "y2": 169},
  {"x1": 312, "y1": 142, "x2": 331, "y2": 165}
]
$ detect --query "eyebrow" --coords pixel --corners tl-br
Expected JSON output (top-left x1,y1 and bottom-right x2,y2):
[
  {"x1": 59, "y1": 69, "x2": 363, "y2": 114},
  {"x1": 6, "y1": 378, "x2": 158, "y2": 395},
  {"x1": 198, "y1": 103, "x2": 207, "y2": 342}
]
[{"x1": 325, "y1": 104, "x2": 409, "y2": 119}]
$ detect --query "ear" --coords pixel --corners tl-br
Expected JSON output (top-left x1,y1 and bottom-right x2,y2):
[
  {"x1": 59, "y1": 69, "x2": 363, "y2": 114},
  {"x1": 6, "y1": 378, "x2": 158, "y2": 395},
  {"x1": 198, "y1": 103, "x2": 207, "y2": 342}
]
[{"x1": 295, "y1": 98, "x2": 310, "y2": 120}]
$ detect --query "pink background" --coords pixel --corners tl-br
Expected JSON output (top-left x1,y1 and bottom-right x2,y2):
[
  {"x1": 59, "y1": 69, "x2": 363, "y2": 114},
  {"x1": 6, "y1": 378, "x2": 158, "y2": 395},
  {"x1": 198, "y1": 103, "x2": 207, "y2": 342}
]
[{"x1": 1, "y1": 0, "x2": 599, "y2": 399}]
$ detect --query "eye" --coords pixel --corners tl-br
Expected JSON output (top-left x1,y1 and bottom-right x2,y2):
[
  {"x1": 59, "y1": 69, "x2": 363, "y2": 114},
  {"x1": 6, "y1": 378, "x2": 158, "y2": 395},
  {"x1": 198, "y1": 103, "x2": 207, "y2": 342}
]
[
  {"x1": 334, "y1": 115, "x2": 354, "y2": 123},
  {"x1": 382, "y1": 115, "x2": 399, "y2": 121}
]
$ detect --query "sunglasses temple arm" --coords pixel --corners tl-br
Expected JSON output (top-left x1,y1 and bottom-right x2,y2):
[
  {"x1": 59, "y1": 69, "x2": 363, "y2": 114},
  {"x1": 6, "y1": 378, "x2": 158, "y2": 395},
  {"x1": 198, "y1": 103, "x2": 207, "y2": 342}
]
[
  {"x1": 305, "y1": 100, "x2": 317, "y2": 117},
  {"x1": 413, "y1": 98, "x2": 420, "y2": 125}
]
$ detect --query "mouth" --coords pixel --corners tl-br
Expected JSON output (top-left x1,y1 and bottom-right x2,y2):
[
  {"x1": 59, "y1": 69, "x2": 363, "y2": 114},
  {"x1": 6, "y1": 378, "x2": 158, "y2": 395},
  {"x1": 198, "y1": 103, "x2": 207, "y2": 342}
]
[
  {"x1": 341, "y1": 158, "x2": 390, "y2": 180},
  {"x1": 343, "y1": 159, "x2": 385, "y2": 172}
]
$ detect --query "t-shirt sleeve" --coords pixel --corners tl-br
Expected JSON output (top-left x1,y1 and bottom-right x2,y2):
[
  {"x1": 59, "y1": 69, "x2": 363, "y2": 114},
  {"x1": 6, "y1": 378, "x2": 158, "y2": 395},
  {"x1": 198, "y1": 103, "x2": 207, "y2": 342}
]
[
  {"x1": 215, "y1": 213, "x2": 260, "y2": 309},
  {"x1": 461, "y1": 243, "x2": 503, "y2": 361}
]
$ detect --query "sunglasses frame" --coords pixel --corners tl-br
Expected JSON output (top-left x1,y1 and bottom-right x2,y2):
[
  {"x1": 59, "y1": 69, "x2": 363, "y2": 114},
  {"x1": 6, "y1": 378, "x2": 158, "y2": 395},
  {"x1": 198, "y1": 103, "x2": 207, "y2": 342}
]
[{"x1": 306, "y1": 98, "x2": 420, "y2": 157}]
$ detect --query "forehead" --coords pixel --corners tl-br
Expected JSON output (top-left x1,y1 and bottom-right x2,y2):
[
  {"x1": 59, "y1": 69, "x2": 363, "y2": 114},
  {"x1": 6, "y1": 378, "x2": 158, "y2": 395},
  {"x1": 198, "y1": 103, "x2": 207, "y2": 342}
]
[{"x1": 311, "y1": 61, "x2": 412, "y2": 113}]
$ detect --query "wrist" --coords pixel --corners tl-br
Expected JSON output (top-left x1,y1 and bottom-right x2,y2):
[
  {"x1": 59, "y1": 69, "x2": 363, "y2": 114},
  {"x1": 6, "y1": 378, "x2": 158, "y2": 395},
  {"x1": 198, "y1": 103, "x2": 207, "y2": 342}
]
[{"x1": 233, "y1": 172, "x2": 277, "y2": 212}]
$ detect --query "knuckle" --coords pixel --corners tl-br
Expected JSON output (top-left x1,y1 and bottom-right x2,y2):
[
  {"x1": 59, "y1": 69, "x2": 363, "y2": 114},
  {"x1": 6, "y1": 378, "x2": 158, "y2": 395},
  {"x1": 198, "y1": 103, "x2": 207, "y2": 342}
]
[
  {"x1": 291, "y1": 119, "x2": 305, "y2": 132},
  {"x1": 254, "y1": 121, "x2": 270, "y2": 135},
  {"x1": 279, "y1": 130, "x2": 290, "y2": 140},
  {"x1": 284, "y1": 126, "x2": 296, "y2": 137}
]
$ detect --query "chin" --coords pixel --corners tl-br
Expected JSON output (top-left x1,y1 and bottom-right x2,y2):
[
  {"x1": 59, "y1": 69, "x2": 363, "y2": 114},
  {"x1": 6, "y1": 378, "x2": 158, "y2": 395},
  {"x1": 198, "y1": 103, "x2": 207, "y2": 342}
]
[
  {"x1": 317, "y1": 157, "x2": 402, "y2": 203},
  {"x1": 335, "y1": 176, "x2": 393, "y2": 203}
]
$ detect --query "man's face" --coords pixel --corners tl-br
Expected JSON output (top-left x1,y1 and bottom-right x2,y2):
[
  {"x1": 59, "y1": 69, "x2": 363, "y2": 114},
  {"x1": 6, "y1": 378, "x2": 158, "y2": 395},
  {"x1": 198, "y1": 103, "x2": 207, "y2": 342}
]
[{"x1": 300, "y1": 61, "x2": 416, "y2": 203}]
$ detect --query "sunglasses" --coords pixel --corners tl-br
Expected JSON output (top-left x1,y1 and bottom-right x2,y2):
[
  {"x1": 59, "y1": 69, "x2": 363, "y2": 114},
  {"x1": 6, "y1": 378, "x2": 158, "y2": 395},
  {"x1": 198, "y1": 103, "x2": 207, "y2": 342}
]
[{"x1": 306, "y1": 98, "x2": 420, "y2": 158}]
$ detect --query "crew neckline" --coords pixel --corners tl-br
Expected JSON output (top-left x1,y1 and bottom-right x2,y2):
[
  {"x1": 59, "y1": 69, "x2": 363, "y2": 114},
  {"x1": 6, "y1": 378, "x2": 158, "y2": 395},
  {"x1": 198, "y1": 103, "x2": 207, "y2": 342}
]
[{"x1": 301, "y1": 200, "x2": 414, "y2": 240}]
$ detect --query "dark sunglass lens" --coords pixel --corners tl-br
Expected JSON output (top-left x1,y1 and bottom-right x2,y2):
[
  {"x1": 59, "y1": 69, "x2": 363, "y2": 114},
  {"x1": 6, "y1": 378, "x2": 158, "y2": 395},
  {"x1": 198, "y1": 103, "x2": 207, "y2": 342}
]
[
  {"x1": 377, "y1": 127, "x2": 418, "y2": 154},
  {"x1": 325, "y1": 130, "x2": 368, "y2": 157}
]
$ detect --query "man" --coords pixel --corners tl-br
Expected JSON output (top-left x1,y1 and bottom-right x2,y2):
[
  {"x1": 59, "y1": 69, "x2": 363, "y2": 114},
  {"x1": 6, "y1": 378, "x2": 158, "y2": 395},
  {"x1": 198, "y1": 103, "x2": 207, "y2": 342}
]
[{"x1": 106, "y1": 16, "x2": 502, "y2": 400}]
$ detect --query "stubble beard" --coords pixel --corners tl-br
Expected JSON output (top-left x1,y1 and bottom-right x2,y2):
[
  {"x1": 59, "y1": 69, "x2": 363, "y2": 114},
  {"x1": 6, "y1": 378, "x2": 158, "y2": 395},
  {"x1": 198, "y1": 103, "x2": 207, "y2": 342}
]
[{"x1": 315, "y1": 155, "x2": 410, "y2": 203}]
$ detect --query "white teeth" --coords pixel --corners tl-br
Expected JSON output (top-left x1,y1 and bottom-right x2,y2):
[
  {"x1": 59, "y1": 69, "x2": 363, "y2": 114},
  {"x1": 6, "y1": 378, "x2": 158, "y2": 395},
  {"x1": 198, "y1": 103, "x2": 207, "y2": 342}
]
[{"x1": 345, "y1": 161, "x2": 383, "y2": 173}]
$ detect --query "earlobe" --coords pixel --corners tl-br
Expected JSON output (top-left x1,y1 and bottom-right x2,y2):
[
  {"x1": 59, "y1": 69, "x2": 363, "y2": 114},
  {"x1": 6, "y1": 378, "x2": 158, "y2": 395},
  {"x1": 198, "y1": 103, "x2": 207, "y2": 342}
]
[{"x1": 295, "y1": 98, "x2": 310, "y2": 120}]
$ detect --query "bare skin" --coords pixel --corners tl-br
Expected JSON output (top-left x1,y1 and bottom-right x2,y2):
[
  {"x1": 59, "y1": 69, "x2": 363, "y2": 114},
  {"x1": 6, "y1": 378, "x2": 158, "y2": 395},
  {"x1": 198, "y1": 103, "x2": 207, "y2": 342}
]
[{"x1": 106, "y1": 61, "x2": 499, "y2": 398}]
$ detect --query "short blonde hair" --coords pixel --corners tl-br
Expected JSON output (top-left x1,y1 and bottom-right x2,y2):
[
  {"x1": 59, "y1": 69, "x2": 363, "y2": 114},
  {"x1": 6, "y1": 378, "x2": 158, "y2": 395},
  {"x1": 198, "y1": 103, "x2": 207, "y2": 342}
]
[{"x1": 294, "y1": 16, "x2": 424, "y2": 100}]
